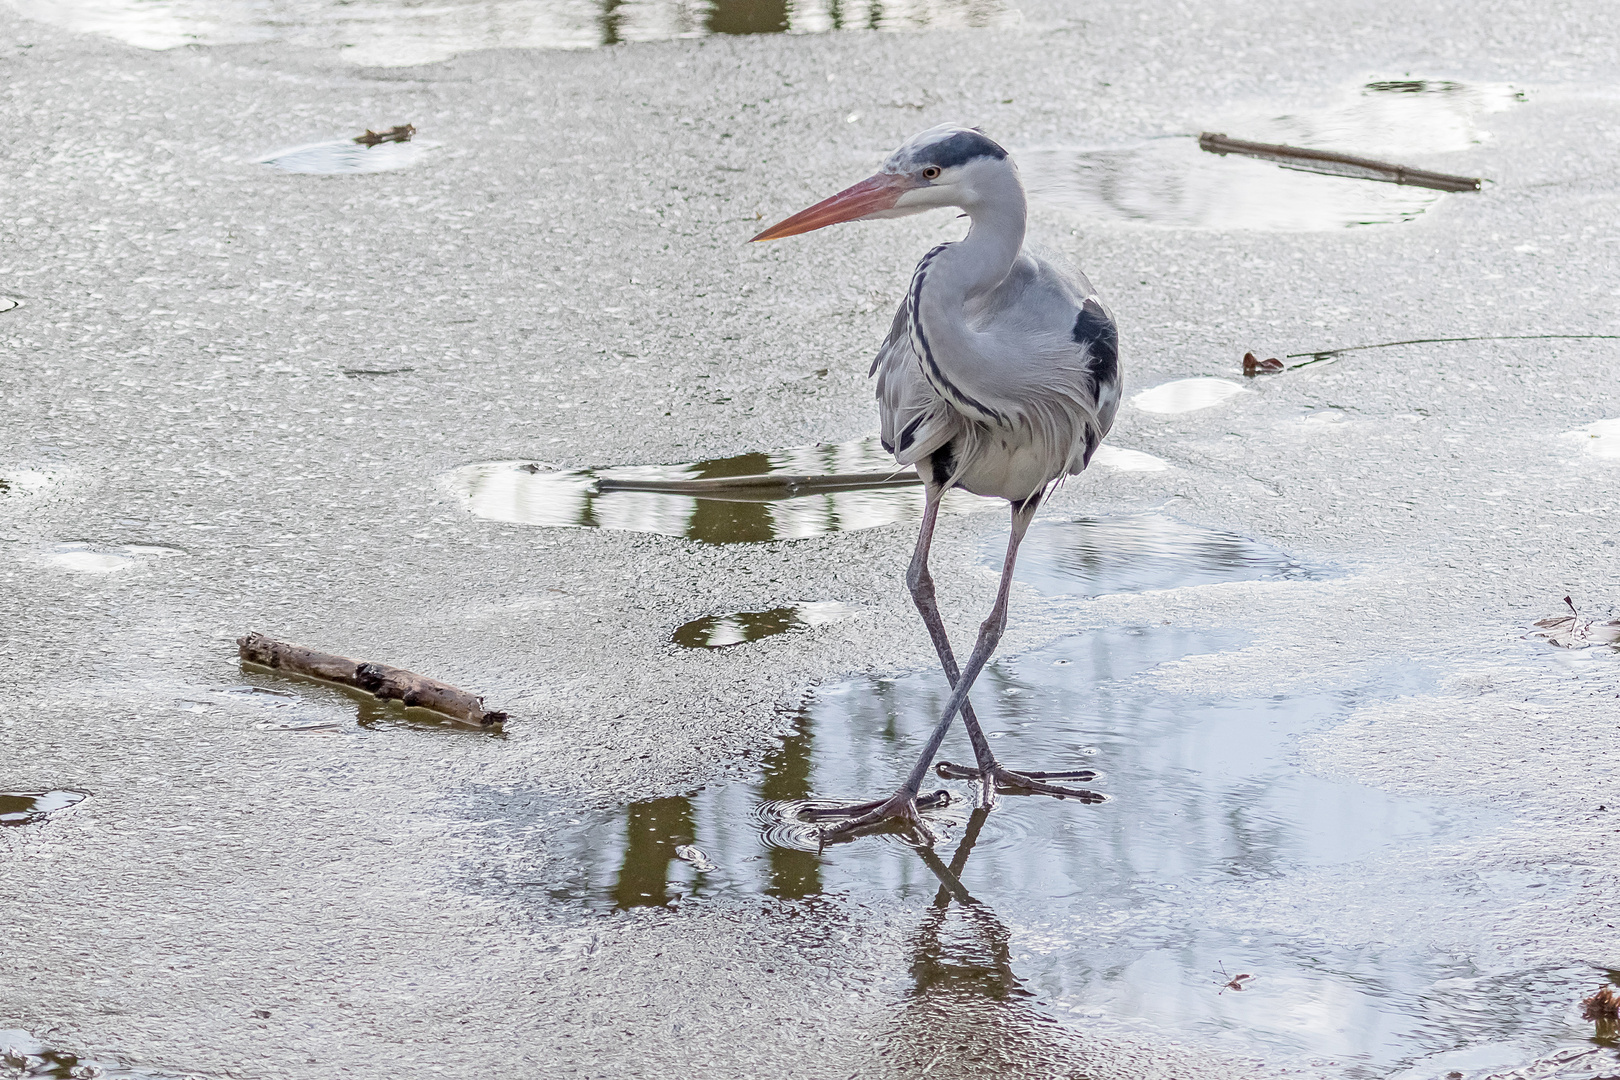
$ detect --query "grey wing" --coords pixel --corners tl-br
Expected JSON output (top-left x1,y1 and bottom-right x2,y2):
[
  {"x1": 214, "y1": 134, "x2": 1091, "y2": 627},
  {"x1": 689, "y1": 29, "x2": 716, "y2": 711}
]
[
  {"x1": 968, "y1": 251, "x2": 1123, "y2": 475},
  {"x1": 871, "y1": 299, "x2": 964, "y2": 468}
]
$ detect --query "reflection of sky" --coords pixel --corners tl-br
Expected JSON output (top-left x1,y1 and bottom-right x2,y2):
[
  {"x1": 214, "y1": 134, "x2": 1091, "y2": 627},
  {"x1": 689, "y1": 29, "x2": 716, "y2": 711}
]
[
  {"x1": 533, "y1": 623, "x2": 1602, "y2": 1075},
  {"x1": 511, "y1": 513, "x2": 1606, "y2": 1073},
  {"x1": 1012, "y1": 513, "x2": 1318, "y2": 597},
  {"x1": 5, "y1": 0, "x2": 1014, "y2": 64},
  {"x1": 443, "y1": 437, "x2": 998, "y2": 544}
]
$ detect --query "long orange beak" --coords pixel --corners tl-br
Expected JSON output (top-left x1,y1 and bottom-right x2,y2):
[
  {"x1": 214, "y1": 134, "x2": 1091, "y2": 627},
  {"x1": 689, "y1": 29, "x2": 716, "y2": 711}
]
[{"x1": 750, "y1": 172, "x2": 916, "y2": 242}]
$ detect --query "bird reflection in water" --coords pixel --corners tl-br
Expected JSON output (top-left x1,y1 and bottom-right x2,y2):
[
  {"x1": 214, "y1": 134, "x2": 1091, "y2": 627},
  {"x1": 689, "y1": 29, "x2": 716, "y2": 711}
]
[{"x1": 883, "y1": 809, "x2": 1091, "y2": 1077}]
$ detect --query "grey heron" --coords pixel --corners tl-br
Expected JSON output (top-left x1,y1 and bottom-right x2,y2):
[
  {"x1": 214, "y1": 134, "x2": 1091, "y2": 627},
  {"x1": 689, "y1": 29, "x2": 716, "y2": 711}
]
[{"x1": 751, "y1": 125, "x2": 1122, "y2": 841}]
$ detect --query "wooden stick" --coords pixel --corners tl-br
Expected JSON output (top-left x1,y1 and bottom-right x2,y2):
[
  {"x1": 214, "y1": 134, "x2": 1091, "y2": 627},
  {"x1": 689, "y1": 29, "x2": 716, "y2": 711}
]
[
  {"x1": 353, "y1": 124, "x2": 416, "y2": 147},
  {"x1": 594, "y1": 469, "x2": 920, "y2": 499},
  {"x1": 236, "y1": 632, "x2": 507, "y2": 727},
  {"x1": 1198, "y1": 132, "x2": 1482, "y2": 193}
]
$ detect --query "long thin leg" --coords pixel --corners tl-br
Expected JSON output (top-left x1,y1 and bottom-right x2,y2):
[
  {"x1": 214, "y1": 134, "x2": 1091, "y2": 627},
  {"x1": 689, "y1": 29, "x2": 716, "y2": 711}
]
[
  {"x1": 906, "y1": 487, "x2": 1104, "y2": 806},
  {"x1": 817, "y1": 496, "x2": 1043, "y2": 843},
  {"x1": 905, "y1": 484, "x2": 998, "y2": 803}
]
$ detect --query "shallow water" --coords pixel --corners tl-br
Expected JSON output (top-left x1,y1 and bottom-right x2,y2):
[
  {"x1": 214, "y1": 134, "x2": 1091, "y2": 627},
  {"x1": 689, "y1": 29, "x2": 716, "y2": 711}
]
[
  {"x1": 44, "y1": 542, "x2": 184, "y2": 574},
  {"x1": 534, "y1": 623, "x2": 1609, "y2": 1074},
  {"x1": 0, "y1": 1029, "x2": 191, "y2": 1079},
  {"x1": 5, "y1": 0, "x2": 1013, "y2": 62},
  {"x1": 1562, "y1": 418, "x2": 1620, "y2": 460},
  {"x1": 515, "y1": 517, "x2": 1614, "y2": 1075},
  {"x1": 672, "y1": 600, "x2": 858, "y2": 648},
  {"x1": 1021, "y1": 79, "x2": 1522, "y2": 231},
  {"x1": 444, "y1": 437, "x2": 996, "y2": 544},
  {"x1": 1130, "y1": 377, "x2": 1249, "y2": 414},
  {"x1": 179, "y1": 675, "x2": 507, "y2": 736},
  {"x1": 256, "y1": 139, "x2": 437, "y2": 175},
  {"x1": 0, "y1": 790, "x2": 89, "y2": 827},
  {"x1": 1012, "y1": 513, "x2": 1319, "y2": 597}
]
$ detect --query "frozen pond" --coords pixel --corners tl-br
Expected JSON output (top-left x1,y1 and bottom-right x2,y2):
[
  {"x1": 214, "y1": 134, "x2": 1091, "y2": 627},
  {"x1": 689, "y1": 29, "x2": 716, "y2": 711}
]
[{"x1": 4, "y1": 0, "x2": 1016, "y2": 61}]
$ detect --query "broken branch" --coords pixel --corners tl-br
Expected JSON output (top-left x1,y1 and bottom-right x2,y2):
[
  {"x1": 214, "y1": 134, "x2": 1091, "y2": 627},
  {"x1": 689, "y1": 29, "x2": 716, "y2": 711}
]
[
  {"x1": 353, "y1": 124, "x2": 416, "y2": 147},
  {"x1": 594, "y1": 469, "x2": 920, "y2": 501},
  {"x1": 236, "y1": 632, "x2": 507, "y2": 726},
  {"x1": 1198, "y1": 132, "x2": 1482, "y2": 193}
]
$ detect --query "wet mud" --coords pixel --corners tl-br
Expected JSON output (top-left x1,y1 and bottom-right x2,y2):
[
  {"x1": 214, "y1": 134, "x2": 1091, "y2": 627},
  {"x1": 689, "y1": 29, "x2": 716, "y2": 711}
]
[
  {"x1": 445, "y1": 437, "x2": 996, "y2": 544},
  {"x1": 0, "y1": 790, "x2": 89, "y2": 827},
  {"x1": 672, "y1": 600, "x2": 858, "y2": 648}
]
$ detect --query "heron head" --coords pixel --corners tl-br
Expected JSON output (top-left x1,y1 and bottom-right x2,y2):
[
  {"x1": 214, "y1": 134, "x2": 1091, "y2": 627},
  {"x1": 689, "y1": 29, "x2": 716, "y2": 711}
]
[{"x1": 750, "y1": 124, "x2": 1012, "y2": 242}]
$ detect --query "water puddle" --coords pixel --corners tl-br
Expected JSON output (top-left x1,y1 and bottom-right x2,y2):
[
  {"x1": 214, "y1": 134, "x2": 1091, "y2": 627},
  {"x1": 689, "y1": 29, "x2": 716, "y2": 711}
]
[
  {"x1": 1088, "y1": 445, "x2": 1171, "y2": 472},
  {"x1": 0, "y1": 790, "x2": 89, "y2": 827},
  {"x1": 508, "y1": 512, "x2": 1611, "y2": 1075},
  {"x1": 256, "y1": 138, "x2": 437, "y2": 175},
  {"x1": 6, "y1": 0, "x2": 1014, "y2": 63},
  {"x1": 671, "y1": 600, "x2": 857, "y2": 649},
  {"x1": 1561, "y1": 418, "x2": 1620, "y2": 460},
  {"x1": 531, "y1": 624, "x2": 1616, "y2": 1074},
  {"x1": 1130, "y1": 377, "x2": 1248, "y2": 414},
  {"x1": 444, "y1": 437, "x2": 998, "y2": 544},
  {"x1": 0, "y1": 471, "x2": 52, "y2": 497},
  {"x1": 1012, "y1": 513, "x2": 1318, "y2": 597},
  {"x1": 182, "y1": 677, "x2": 506, "y2": 736},
  {"x1": 45, "y1": 542, "x2": 183, "y2": 574},
  {"x1": 0, "y1": 1029, "x2": 196, "y2": 1079},
  {"x1": 1020, "y1": 79, "x2": 1522, "y2": 230}
]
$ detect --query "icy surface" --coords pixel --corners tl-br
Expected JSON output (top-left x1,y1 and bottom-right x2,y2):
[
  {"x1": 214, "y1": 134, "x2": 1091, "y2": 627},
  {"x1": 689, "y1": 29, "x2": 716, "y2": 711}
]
[{"x1": 2, "y1": 2, "x2": 1619, "y2": 1079}]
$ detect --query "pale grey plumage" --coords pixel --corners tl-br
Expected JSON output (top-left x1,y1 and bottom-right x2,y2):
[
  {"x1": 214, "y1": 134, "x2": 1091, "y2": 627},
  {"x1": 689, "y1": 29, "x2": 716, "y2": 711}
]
[
  {"x1": 750, "y1": 123, "x2": 1121, "y2": 837},
  {"x1": 866, "y1": 126, "x2": 1122, "y2": 504}
]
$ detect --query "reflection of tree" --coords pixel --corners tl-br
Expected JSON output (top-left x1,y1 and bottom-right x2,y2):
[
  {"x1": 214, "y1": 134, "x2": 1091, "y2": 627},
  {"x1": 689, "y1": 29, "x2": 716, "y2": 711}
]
[
  {"x1": 612, "y1": 796, "x2": 694, "y2": 909},
  {"x1": 598, "y1": 0, "x2": 625, "y2": 46},
  {"x1": 685, "y1": 449, "x2": 777, "y2": 542},
  {"x1": 759, "y1": 712, "x2": 822, "y2": 899},
  {"x1": 708, "y1": 0, "x2": 788, "y2": 34}
]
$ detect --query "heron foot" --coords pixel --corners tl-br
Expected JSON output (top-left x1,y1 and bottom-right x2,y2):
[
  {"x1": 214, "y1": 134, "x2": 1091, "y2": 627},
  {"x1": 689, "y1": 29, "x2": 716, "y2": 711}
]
[
  {"x1": 936, "y1": 760, "x2": 1106, "y2": 804},
  {"x1": 799, "y1": 789, "x2": 952, "y2": 845}
]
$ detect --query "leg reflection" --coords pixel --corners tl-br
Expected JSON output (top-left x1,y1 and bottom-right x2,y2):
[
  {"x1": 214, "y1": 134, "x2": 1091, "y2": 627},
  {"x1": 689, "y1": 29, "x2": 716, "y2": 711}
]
[{"x1": 875, "y1": 810, "x2": 1092, "y2": 1075}]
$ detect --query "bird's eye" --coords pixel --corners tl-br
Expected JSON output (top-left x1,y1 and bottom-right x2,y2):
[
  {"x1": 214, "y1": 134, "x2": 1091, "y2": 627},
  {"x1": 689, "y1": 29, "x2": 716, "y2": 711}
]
[{"x1": 922, "y1": 166, "x2": 941, "y2": 180}]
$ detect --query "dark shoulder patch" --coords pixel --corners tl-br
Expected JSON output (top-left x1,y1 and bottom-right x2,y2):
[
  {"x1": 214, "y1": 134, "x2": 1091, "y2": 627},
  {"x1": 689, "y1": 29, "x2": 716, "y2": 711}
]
[
  {"x1": 1073, "y1": 297, "x2": 1118, "y2": 387},
  {"x1": 895, "y1": 413, "x2": 926, "y2": 455},
  {"x1": 1082, "y1": 424, "x2": 1101, "y2": 467},
  {"x1": 926, "y1": 130, "x2": 1008, "y2": 170}
]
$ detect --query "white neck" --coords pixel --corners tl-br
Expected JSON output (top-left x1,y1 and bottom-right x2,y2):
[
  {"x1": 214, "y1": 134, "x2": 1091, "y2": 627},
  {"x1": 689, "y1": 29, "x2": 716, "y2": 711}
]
[
  {"x1": 933, "y1": 161, "x2": 1027, "y2": 301},
  {"x1": 907, "y1": 160, "x2": 1028, "y2": 425}
]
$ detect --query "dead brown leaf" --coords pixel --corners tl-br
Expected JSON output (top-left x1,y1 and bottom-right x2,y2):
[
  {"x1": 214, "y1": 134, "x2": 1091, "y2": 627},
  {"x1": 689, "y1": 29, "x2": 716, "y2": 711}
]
[
  {"x1": 1583, "y1": 985, "x2": 1619, "y2": 1022},
  {"x1": 1529, "y1": 596, "x2": 1620, "y2": 649},
  {"x1": 1242, "y1": 352, "x2": 1285, "y2": 377}
]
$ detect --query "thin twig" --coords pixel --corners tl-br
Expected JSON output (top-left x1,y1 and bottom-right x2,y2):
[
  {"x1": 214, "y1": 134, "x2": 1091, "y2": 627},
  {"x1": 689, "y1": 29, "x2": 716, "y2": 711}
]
[{"x1": 1199, "y1": 132, "x2": 1482, "y2": 193}]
